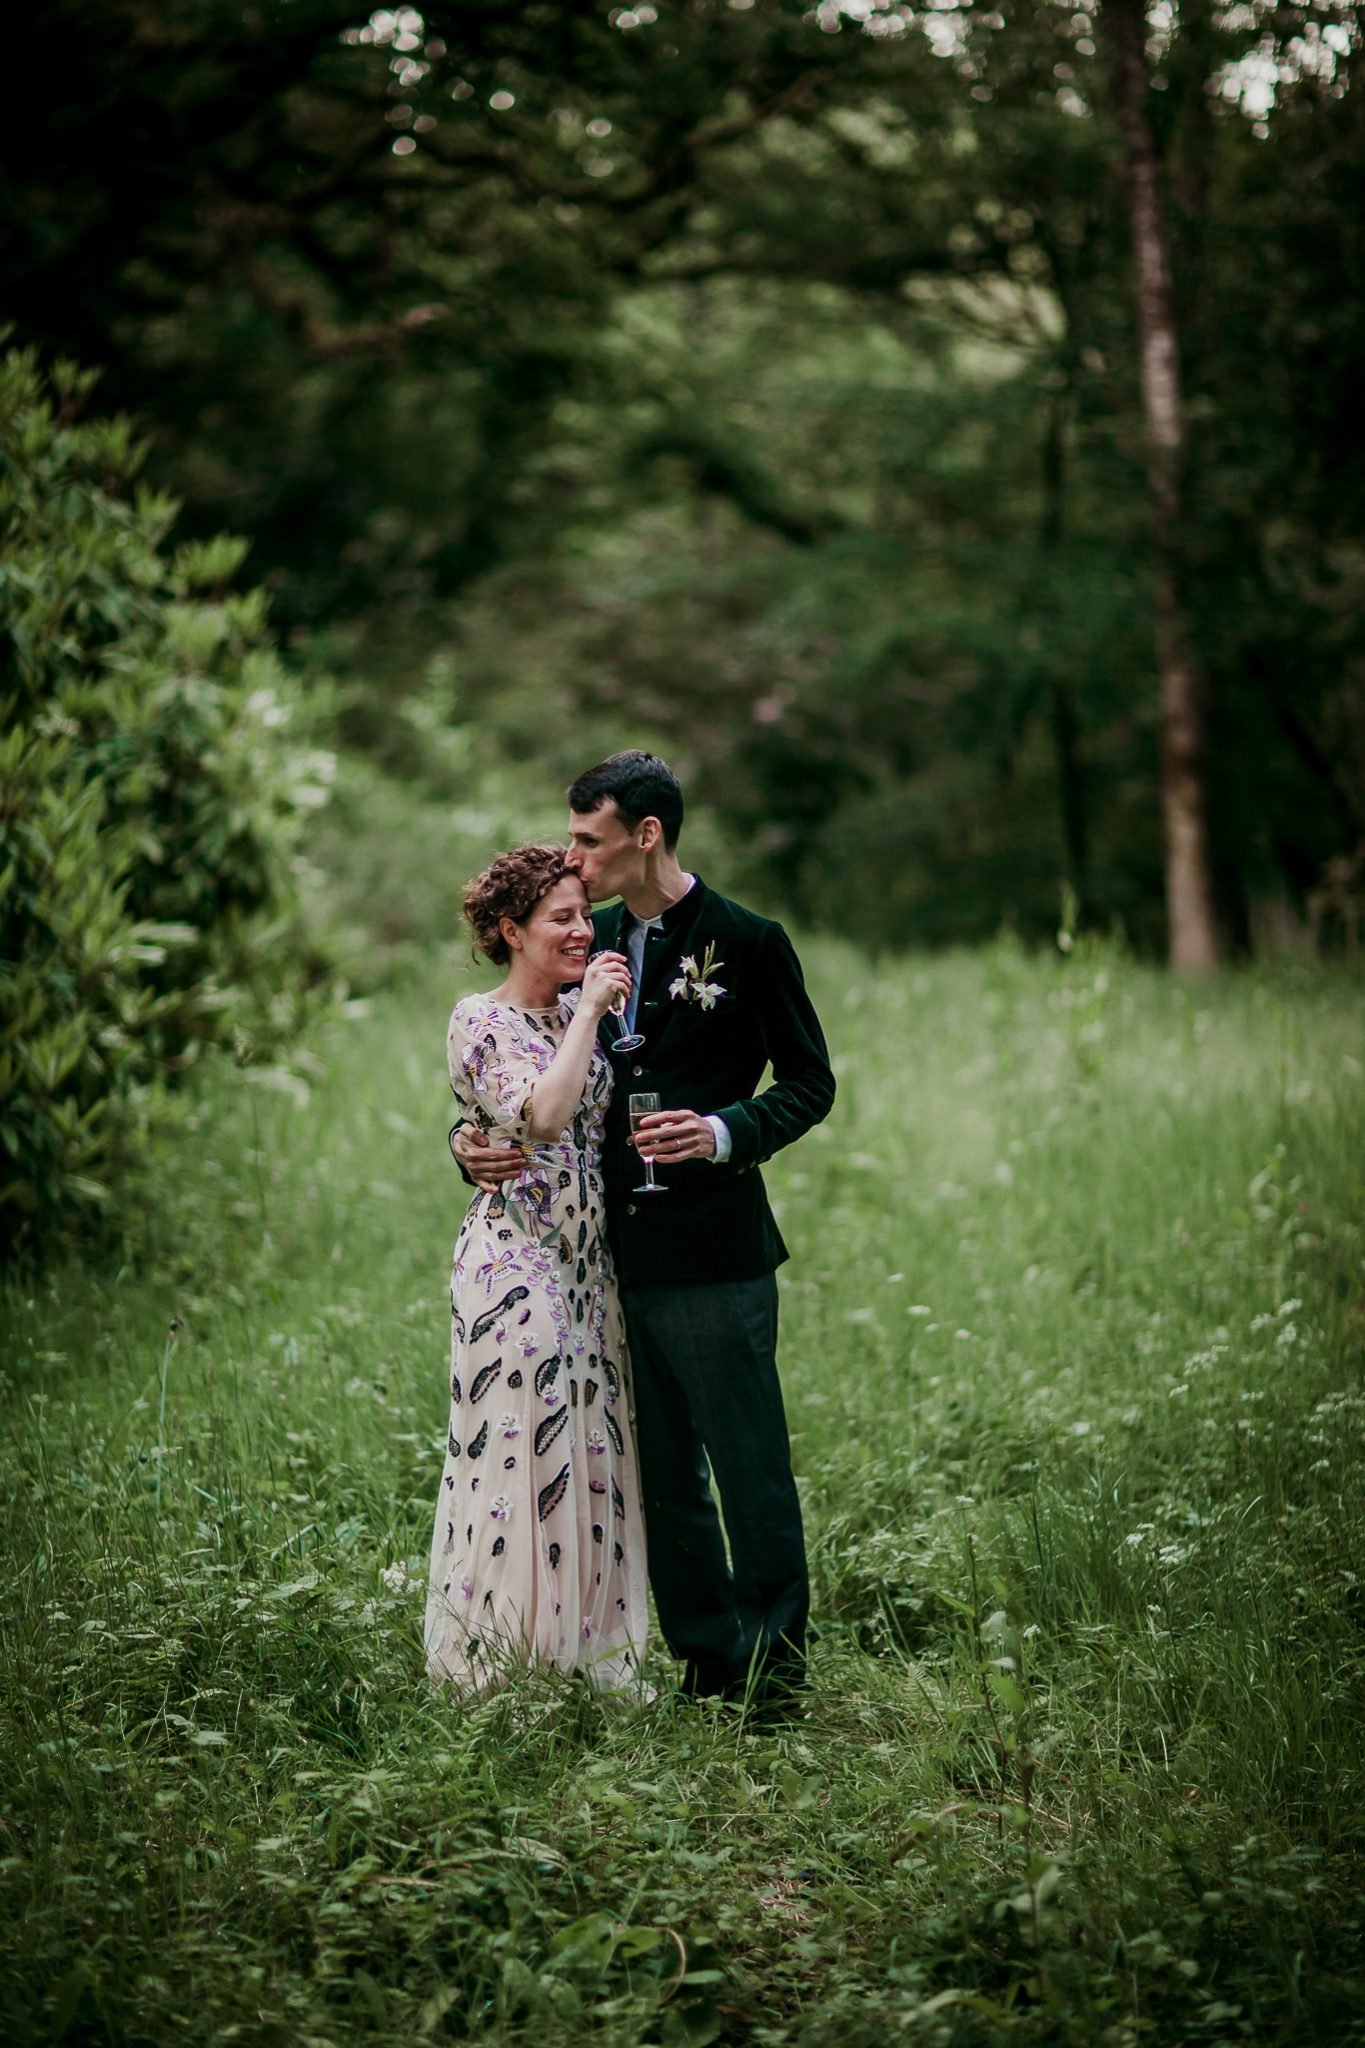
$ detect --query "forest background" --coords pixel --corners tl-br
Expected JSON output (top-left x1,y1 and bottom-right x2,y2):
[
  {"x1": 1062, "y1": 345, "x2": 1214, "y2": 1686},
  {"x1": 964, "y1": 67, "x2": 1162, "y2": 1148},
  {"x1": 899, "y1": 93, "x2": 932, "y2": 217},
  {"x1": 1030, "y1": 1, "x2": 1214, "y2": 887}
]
[{"x1": 8, "y1": 0, "x2": 1365, "y2": 958}]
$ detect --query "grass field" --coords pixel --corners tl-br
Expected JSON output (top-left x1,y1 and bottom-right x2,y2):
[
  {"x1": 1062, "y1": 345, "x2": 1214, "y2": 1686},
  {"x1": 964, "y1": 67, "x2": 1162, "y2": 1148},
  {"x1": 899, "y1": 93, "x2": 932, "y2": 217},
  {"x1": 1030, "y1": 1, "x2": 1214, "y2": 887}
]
[{"x1": 3, "y1": 936, "x2": 1363, "y2": 2047}]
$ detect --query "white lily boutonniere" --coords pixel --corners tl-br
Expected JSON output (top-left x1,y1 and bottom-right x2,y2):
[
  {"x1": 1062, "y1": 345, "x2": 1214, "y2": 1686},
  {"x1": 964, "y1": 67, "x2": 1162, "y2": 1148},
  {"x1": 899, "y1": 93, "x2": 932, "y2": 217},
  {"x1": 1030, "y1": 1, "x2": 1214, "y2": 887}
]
[{"x1": 669, "y1": 940, "x2": 727, "y2": 1010}]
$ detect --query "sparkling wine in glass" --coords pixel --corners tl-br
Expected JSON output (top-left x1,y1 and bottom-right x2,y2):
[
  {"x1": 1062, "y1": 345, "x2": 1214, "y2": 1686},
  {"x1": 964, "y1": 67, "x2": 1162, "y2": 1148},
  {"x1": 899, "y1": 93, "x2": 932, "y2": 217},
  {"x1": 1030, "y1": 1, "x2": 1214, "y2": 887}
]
[
  {"x1": 629, "y1": 1092, "x2": 666, "y2": 1195},
  {"x1": 591, "y1": 951, "x2": 644, "y2": 1053}
]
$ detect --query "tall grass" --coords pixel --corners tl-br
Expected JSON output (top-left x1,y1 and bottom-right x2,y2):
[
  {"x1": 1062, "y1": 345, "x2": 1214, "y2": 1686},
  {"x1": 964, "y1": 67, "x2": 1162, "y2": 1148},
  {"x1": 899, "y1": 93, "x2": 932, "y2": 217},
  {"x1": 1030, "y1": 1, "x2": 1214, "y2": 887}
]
[{"x1": 2, "y1": 937, "x2": 1362, "y2": 2047}]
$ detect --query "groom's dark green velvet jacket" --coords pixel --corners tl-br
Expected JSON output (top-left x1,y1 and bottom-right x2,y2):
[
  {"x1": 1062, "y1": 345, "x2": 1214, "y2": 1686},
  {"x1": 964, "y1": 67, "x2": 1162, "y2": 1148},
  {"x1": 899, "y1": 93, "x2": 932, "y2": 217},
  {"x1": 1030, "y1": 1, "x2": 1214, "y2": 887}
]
[{"x1": 592, "y1": 878, "x2": 834, "y2": 1289}]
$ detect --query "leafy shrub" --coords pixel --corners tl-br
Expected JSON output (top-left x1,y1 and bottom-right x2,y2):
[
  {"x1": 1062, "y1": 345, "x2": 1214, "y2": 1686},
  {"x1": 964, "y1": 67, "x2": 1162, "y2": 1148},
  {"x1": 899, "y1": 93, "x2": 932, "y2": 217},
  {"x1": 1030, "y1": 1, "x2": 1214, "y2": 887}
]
[{"x1": 0, "y1": 348, "x2": 334, "y2": 1258}]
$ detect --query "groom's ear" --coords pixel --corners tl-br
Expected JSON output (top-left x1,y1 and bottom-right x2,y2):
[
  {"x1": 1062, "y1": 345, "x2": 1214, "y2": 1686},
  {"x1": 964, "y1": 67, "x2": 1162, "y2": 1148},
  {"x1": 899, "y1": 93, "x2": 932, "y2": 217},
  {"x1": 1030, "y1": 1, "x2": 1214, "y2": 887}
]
[{"x1": 638, "y1": 816, "x2": 662, "y2": 852}]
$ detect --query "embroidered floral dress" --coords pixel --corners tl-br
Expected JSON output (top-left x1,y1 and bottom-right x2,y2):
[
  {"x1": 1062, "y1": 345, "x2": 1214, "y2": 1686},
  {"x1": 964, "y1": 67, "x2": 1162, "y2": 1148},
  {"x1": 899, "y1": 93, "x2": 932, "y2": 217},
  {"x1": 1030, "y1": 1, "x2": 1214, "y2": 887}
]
[{"x1": 425, "y1": 992, "x2": 648, "y2": 1692}]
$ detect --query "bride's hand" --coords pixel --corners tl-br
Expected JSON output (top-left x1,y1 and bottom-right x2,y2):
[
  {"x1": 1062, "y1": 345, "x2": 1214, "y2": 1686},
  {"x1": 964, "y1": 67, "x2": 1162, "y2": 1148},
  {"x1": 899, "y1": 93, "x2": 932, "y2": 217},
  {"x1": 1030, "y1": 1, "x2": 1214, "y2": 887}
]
[{"x1": 581, "y1": 951, "x2": 632, "y2": 1020}]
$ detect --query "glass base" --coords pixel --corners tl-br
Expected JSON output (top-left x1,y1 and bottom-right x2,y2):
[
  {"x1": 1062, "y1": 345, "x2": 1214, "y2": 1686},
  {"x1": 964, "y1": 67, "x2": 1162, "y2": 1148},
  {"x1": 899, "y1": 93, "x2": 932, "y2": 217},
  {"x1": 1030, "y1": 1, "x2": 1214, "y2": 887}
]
[
  {"x1": 612, "y1": 1031, "x2": 645, "y2": 1052},
  {"x1": 633, "y1": 1181, "x2": 667, "y2": 1194}
]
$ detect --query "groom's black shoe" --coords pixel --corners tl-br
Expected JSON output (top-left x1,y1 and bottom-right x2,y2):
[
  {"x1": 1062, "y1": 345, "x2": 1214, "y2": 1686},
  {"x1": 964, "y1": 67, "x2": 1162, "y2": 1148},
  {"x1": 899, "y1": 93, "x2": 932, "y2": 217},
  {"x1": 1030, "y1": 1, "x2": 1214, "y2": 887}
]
[{"x1": 682, "y1": 1656, "x2": 735, "y2": 1700}]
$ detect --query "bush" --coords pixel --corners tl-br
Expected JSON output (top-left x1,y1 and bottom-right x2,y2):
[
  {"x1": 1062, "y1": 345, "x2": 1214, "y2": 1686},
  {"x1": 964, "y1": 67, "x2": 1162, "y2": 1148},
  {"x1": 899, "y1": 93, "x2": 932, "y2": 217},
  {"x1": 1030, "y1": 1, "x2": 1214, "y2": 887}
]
[{"x1": 0, "y1": 348, "x2": 334, "y2": 1259}]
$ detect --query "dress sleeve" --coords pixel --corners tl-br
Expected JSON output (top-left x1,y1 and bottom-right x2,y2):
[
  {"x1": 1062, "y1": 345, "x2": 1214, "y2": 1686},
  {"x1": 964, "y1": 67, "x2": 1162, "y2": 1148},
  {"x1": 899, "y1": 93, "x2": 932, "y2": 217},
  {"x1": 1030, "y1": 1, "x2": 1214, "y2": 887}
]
[{"x1": 446, "y1": 1000, "x2": 547, "y2": 1142}]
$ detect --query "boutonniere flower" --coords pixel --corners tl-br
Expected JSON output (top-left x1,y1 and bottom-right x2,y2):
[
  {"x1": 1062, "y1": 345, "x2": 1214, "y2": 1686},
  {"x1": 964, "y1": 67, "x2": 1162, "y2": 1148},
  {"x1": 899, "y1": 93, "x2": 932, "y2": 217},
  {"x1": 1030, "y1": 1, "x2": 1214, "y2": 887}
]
[{"x1": 669, "y1": 940, "x2": 727, "y2": 1010}]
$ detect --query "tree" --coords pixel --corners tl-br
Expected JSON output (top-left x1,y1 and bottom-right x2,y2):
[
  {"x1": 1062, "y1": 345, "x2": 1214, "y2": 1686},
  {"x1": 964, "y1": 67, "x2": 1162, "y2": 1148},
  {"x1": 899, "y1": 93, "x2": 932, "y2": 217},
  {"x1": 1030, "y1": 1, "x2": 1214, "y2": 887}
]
[
  {"x1": 0, "y1": 350, "x2": 332, "y2": 1256},
  {"x1": 3, "y1": 0, "x2": 1361, "y2": 960},
  {"x1": 1104, "y1": 0, "x2": 1219, "y2": 967}
]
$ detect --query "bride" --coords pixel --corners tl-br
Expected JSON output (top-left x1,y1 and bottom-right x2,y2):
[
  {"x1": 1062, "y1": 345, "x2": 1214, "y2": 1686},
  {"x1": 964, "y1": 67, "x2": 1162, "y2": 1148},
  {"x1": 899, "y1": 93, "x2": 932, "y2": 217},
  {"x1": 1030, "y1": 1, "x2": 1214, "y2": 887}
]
[{"x1": 424, "y1": 844, "x2": 649, "y2": 1692}]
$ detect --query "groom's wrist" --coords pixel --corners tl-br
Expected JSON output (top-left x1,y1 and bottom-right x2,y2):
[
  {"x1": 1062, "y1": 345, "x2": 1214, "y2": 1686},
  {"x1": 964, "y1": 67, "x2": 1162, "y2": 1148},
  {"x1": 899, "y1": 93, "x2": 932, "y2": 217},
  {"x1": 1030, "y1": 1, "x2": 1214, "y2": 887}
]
[{"x1": 704, "y1": 1115, "x2": 732, "y2": 1163}]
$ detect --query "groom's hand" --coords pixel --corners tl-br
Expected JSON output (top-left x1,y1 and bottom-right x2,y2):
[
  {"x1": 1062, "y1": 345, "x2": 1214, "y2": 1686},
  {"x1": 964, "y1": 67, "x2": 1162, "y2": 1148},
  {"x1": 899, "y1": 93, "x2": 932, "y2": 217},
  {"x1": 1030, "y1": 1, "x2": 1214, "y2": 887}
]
[
  {"x1": 451, "y1": 1123, "x2": 527, "y2": 1186},
  {"x1": 633, "y1": 1109, "x2": 717, "y2": 1163}
]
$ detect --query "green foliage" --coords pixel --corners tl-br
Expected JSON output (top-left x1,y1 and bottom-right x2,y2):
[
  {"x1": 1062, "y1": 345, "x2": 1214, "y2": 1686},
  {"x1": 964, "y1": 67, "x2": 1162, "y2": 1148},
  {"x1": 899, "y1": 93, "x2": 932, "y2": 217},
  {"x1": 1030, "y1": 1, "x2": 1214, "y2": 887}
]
[
  {"x1": 0, "y1": 347, "x2": 334, "y2": 1257},
  {"x1": 2, "y1": 1, "x2": 1363, "y2": 957},
  {"x1": 1, "y1": 941, "x2": 1363, "y2": 2044}
]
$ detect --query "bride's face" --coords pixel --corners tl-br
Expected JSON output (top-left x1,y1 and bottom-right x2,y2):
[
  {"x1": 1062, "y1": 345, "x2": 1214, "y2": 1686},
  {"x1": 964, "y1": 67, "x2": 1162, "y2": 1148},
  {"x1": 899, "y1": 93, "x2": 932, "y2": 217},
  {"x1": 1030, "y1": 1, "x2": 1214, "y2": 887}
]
[{"x1": 508, "y1": 876, "x2": 593, "y2": 983}]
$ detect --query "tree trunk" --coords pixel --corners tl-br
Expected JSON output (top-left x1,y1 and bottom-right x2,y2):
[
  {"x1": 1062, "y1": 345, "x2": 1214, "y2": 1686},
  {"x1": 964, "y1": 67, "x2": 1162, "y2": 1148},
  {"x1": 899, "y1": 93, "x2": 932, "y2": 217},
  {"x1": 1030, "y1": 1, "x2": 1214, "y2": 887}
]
[
  {"x1": 1107, "y1": 0, "x2": 1220, "y2": 970},
  {"x1": 1040, "y1": 382, "x2": 1090, "y2": 900}
]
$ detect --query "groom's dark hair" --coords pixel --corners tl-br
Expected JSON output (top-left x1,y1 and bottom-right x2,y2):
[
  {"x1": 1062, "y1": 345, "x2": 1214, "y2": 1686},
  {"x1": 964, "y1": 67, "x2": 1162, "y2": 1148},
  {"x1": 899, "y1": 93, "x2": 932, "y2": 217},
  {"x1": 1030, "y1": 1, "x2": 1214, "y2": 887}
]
[{"x1": 568, "y1": 751, "x2": 684, "y2": 849}]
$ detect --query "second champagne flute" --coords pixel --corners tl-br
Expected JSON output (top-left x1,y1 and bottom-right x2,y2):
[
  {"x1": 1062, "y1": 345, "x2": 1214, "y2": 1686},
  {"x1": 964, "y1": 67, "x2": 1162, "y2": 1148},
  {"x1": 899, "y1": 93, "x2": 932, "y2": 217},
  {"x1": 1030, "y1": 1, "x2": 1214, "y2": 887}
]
[
  {"x1": 591, "y1": 950, "x2": 644, "y2": 1053},
  {"x1": 628, "y1": 1092, "x2": 667, "y2": 1195}
]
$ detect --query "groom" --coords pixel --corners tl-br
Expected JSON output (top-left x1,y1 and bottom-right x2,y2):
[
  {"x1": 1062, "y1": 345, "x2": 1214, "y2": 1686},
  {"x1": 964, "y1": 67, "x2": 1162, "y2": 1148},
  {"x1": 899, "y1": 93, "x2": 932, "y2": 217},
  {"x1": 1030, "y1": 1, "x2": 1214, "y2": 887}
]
[{"x1": 458, "y1": 752, "x2": 834, "y2": 1704}]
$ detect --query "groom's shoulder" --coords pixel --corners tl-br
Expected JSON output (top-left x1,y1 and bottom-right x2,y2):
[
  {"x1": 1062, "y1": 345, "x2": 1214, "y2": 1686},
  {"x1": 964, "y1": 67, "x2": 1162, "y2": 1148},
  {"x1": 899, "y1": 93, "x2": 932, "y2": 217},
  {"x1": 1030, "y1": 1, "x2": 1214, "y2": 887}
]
[{"x1": 699, "y1": 882, "x2": 784, "y2": 946}]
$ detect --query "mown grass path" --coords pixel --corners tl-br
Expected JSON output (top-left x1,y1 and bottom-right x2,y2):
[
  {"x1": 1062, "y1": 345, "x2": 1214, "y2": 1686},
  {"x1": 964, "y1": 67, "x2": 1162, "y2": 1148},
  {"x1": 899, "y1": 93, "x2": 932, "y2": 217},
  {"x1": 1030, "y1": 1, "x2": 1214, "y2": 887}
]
[{"x1": 3, "y1": 941, "x2": 1363, "y2": 2047}]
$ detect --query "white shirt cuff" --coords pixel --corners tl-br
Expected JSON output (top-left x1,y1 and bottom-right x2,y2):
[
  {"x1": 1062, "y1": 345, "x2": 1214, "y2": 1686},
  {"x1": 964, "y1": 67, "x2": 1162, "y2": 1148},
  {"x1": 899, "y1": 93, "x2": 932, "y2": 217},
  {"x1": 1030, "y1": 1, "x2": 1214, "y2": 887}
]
[{"x1": 705, "y1": 1115, "x2": 732, "y2": 1163}]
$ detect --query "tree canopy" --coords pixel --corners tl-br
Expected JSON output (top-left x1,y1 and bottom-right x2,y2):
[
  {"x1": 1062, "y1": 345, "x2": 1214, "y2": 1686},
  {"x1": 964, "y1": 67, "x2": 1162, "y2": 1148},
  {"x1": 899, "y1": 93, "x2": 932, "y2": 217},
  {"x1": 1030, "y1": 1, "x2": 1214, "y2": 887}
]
[{"x1": 4, "y1": 0, "x2": 1362, "y2": 956}]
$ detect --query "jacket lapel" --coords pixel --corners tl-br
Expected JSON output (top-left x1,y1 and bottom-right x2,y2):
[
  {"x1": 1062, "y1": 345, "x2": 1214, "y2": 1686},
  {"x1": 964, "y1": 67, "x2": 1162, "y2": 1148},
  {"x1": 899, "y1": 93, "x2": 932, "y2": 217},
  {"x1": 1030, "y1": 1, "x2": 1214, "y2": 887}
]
[
  {"x1": 592, "y1": 901, "x2": 628, "y2": 953},
  {"x1": 635, "y1": 880, "x2": 713, "y2": 1063}
]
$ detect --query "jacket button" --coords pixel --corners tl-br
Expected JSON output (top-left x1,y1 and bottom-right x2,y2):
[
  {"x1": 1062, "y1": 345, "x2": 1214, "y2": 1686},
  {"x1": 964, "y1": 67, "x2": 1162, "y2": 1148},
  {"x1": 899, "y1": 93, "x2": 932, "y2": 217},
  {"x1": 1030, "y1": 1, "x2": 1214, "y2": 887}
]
[
  {"x1": 626, "y1": 1203, "x2": 637, "y2": 1216},
  {"x1": 631, "y1": 1064, "x2": 643, "y2": 1077}
]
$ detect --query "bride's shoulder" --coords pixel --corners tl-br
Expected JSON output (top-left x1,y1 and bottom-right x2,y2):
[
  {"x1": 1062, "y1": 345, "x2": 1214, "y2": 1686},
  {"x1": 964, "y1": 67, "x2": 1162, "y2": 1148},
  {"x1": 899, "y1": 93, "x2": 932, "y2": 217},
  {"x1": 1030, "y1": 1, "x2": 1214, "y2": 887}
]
[{"x1": 449, "y1": 992, "x2": 506, "y2": 1038}]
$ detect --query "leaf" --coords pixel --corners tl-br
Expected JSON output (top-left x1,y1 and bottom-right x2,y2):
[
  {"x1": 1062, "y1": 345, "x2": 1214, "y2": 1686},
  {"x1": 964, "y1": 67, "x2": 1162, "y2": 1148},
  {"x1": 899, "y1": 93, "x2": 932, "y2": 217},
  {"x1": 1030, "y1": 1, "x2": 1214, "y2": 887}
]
[
  {"x1": 504, "y1": 1836, "x2": 568, "y2": 1868},
  {"x1": 268, "y1": 1572, "x2": 321, "y2": 1600},
  {"x1": 538, "y1": 1463, "x2": 571, "y2": 1522},
  {"x1": 548, "y1": 1911, "x2": 618, "y2": 1960},
  {"x1": 418, "y1": 1984, "x2": 460, "y2": 2036},
  {"x1": 988, "y1": 1672, "x2": 1029, "y2": 1717},
  {"x1": 614, "y1": 1925, "x2": 663, "y2": 1959}
]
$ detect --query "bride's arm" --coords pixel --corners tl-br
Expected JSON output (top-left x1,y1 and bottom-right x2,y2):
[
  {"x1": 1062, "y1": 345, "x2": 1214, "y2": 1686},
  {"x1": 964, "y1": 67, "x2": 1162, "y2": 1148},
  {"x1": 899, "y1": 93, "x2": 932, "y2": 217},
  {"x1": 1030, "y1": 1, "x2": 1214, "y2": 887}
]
[{"x1": 524, "y1": 955, "x2": 630, "y2": 1141}]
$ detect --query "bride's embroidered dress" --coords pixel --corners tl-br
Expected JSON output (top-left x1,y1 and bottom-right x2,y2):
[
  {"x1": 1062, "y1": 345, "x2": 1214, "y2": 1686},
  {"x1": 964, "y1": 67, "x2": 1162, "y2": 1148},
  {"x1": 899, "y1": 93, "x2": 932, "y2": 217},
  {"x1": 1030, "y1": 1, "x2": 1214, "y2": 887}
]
[{"x1": 425, "y1": 991, "x2": 647, "y2": 1691}]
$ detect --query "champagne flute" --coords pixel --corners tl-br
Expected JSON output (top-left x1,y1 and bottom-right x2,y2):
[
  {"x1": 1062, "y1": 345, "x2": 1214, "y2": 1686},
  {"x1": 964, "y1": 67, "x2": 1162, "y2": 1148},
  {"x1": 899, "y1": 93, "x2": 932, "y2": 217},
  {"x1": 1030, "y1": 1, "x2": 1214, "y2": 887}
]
[
  {"x1": 591, "y1": 950, "x2": 643, "y2": 1053},
  {"x1": 629, "y1": 1092, "x2": 667, "y2": 1195}
]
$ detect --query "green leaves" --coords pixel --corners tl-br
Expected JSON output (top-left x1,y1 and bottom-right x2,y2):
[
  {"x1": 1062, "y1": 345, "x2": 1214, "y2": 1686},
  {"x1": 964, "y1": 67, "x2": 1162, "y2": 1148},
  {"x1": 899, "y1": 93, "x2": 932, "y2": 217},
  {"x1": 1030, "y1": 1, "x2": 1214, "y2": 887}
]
[{"x1": 0, "y1": 347, "x2": 334, "y2": 1259}]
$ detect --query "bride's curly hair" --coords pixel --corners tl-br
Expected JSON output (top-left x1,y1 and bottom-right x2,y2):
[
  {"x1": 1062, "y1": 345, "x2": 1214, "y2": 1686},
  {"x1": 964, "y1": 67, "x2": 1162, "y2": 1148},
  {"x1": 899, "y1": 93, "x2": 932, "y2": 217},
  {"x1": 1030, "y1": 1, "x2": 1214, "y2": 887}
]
[{"x1": 463, "y1": 844, "x2": 576, "y2": 965}]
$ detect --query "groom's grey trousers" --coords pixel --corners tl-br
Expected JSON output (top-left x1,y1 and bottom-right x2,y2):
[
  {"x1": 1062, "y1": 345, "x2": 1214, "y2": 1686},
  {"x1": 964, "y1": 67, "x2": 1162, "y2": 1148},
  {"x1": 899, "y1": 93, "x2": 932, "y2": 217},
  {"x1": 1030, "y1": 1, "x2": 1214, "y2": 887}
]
[{"x1": 622, "y1": 1272, "x2": 808, "y2": 1698}]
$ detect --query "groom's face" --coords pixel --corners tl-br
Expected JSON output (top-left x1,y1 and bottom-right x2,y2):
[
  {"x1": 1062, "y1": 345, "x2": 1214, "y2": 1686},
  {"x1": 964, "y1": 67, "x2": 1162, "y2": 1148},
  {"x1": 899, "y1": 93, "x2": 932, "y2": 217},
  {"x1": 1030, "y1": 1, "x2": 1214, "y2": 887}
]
[{"x1": 567, "y1": 801, "x2": 648, "y2": 904}]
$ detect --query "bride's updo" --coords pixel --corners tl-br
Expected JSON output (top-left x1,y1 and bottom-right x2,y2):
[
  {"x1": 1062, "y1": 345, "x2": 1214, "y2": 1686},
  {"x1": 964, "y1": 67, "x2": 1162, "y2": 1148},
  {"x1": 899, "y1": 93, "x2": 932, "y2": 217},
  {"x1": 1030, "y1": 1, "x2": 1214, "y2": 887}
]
[{"x1": 463, "y1": 845, "x2": 575, "y2": 964}]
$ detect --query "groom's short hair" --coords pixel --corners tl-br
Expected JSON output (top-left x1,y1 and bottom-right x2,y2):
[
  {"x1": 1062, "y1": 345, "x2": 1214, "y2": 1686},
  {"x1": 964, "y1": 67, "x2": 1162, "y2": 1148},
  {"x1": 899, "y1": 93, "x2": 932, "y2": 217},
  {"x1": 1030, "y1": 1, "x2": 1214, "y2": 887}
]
[{"x1": 568, "y1": 751, "x2": 684, "y2": 849}]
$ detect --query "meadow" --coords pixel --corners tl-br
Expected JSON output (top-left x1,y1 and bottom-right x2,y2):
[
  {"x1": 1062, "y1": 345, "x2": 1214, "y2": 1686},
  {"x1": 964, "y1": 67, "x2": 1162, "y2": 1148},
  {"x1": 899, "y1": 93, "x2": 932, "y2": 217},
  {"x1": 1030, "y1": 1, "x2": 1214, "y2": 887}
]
[{"x1": 2, "y1": 935, "x2": 1363, "y2": 2048}]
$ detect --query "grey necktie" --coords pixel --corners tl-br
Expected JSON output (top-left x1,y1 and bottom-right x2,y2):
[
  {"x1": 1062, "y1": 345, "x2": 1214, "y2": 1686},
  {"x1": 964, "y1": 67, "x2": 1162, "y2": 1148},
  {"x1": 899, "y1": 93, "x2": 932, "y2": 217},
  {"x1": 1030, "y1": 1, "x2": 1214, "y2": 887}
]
[{"x1": 623, "y1": 917, "x2": 648, "y2": 1033}]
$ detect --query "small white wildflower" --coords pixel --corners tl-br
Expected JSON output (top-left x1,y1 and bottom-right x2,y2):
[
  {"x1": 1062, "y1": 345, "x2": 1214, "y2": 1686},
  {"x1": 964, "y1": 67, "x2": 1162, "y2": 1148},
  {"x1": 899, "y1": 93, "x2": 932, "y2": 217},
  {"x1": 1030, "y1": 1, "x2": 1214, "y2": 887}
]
[
  {"x1": 1277, "y1": 1299, "x2": 1302, "y2": 1318},
  {"x1": 907, "y1": 1304, "x2": 933, "y2": 1317},
  {"x1": 1276, "y1": 1323, "x2": 1299, "y2": 1348},
  {"x1": 1067, "y1": 1420, "x2": 1092, "y2": 1437},
  {"x1": 380, "y1": 1561, "x2": 410, "y2": 1592}
]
